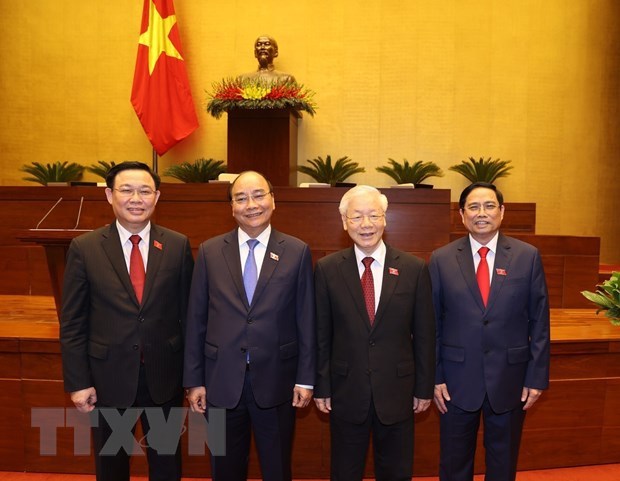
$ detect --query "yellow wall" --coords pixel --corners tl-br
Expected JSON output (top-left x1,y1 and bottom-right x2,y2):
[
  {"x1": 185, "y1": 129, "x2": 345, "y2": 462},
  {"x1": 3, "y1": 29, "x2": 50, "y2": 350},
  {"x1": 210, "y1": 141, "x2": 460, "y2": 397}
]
[{"x1": 1, "y1": 1, "x2": 618, "y2": 262}]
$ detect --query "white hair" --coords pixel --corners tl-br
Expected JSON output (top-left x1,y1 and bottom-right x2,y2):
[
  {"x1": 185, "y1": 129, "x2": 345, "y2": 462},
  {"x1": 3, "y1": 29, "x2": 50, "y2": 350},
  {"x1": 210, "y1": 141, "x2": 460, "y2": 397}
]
[{"x1": 338, "y1": 185, "x2": 388, "y2": 215}]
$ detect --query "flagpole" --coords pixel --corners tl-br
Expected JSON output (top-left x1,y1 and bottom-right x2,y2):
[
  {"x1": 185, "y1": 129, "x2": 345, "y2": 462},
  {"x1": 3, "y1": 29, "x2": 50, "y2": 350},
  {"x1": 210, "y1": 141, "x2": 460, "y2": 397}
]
[{"x1": 152, "y1": 148, "x2": 158, "y2": 174}]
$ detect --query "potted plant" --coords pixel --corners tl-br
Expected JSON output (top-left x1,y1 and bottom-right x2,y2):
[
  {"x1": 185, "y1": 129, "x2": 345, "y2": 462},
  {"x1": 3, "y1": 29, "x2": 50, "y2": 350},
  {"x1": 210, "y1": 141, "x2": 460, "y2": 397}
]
[
  {"x1": 376, "y1": 158, "x2": 444, "y2": 188},
  {"x1": 86, "y1": 161, "x2": 117, "y2": 180},
  {"x1": 449, "y1": 156, "x2": 513, "y2": 183},
  {"x1": 297, "y1": 155, "x2": 365, "y2": 186},
  {"x1": 581, "y1": 272, "x2": 620, "y2": 326},
  {"x1": 20, "y1": 161, "x2": 84, "y2": 185},
  {"x1": 163, "y1": 158, "x2": 227, "y2": 183}
]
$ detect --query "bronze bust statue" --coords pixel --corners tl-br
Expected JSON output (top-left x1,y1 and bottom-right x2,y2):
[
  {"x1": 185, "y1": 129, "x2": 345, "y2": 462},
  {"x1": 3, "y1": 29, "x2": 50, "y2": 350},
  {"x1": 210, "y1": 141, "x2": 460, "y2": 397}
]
[{"x1": 238, "y1": 35, "x2": 296, "y2": 83}]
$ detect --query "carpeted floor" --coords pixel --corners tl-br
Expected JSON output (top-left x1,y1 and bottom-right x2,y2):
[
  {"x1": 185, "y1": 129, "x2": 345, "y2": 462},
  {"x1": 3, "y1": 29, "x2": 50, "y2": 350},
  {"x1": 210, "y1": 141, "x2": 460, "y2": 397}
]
[{"x1": 0, "y1": 463, "x2": 620, "y2": 480}]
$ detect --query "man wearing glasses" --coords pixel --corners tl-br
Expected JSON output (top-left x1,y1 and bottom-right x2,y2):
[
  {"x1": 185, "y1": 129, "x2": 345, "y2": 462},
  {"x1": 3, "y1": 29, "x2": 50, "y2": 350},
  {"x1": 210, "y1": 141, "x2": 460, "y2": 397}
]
[
  {"x1": 60, "y1": 161, "x2": 194, "y2": 481},
  {"x1": 429, "y1": 182, "x2": 550, "y2": 481},
  {"x1": 184, "y1": 171, "x2": 315, "y2": 481},
  {"x1": 314, "y1": 185, "x2": 435, "y2": 481}
]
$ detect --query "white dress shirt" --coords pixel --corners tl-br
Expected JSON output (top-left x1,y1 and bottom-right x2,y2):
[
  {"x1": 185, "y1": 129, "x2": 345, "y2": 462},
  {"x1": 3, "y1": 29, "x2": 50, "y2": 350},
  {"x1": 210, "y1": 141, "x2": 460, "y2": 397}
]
[
  {"x1": 468, "y1": 232, "x2": 499, "y2": 285},
  {"x1": 117, "y1": 220, "x2": 150, "y2": 273}
]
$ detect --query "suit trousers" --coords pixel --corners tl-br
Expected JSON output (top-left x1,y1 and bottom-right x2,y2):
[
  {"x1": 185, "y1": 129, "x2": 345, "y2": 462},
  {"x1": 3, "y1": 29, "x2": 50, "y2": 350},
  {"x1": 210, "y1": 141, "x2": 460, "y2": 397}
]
[
  {"x1": 92, "y1": 364, "x2": 183, "y2": 481},
  {"x1": 208, "y1": 367, "x2": 296, "y2": 481},
  {"x1": 330, "y1": 399, "x2": 414, "y2": 481},
  {"x1": 439, "y1": 396, "x2": 526, "y2": 481}
]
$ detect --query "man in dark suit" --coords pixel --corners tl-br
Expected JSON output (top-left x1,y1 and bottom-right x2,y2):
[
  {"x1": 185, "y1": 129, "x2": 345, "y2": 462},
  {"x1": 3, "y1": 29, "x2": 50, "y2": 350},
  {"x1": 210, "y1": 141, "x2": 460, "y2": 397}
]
[
  {"x1": 60, "y1": 161, "x2": 194, "y2": 481},
  {"x1": 183, "y1": 171, "x2": 315, "y2": 481},
  {"x1": 429, "y1": 182, "x2": 550, "y2": 481},
  {"x1": 314, "y1": 185, "x2": 436, "y2": 481}
]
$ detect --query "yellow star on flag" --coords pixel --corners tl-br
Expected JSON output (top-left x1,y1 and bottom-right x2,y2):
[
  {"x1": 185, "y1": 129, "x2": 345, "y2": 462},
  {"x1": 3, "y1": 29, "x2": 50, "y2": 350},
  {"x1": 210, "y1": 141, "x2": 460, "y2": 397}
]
[{"x1": 138, "y1": 0, "x2": 183, "y2": 75}]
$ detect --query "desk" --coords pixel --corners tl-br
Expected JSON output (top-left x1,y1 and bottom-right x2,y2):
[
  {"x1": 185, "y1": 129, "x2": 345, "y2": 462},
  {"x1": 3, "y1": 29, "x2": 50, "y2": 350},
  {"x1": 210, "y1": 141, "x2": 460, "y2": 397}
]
[{"x1": 0, "y1": 296, "x2": 618, "y2": 476}]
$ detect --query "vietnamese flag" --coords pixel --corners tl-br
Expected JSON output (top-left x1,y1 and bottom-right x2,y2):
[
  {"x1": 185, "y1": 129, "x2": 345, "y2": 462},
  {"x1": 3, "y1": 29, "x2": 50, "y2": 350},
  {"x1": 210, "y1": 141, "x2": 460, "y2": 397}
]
[{"x1": 131, "y1": 0, "x2": 198, "y2": 156}]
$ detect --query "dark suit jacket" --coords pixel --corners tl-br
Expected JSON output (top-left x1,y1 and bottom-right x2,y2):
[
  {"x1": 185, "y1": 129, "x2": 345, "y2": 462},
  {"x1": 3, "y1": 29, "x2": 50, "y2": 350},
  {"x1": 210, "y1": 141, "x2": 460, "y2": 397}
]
[
  {"x1": 183, "y1": 228, "x2": 316, "y2": 409},
  {"x1": 314, "y1": 245, "x2": 436, "y2": 425},
  {"x1": 60, "y1": 222, "x2": 194, "y2": 407},
  {"x1": 429, "y1": 233, "x2": 550, "y2": 413}
]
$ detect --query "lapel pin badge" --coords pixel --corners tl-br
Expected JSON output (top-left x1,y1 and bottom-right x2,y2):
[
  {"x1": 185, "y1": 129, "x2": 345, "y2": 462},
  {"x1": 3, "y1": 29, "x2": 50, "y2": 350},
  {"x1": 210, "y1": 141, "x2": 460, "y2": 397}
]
[
  {"x1": 389, "y1": 267, "x2": 399, "y2": 276},
  {"x1": 270, "y1": 252, "x2": 279, "y2": 261},
  {"x1": 153, "y1": 240, "x2": 163, "y2": 250},
  {"x1": 496, "y1": 268, "x2": 507, "y2": 276}
]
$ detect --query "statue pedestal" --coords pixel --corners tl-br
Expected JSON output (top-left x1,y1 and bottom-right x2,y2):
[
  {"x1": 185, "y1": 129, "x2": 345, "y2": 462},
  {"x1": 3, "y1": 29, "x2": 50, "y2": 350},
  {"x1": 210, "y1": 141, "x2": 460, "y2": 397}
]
[{"x1": 227, "y1": 108, "x2": 300, "y2": 186}]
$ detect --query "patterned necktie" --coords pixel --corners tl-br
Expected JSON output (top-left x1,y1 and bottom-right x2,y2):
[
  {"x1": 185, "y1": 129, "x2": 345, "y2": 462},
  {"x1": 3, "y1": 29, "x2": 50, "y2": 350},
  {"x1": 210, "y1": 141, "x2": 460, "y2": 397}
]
[
  {"x1": 129, "y1": 235, "x2": 145, "y2": 304},
  {"x1": 244, "y1": 239, "x2": 259, "y2": 304},
  {"x1": 477, "y1": 246, "x2": 490, "y2": 307},
  {"x1": 361, "y1": 257, "x2": 375, "y2": 324}
]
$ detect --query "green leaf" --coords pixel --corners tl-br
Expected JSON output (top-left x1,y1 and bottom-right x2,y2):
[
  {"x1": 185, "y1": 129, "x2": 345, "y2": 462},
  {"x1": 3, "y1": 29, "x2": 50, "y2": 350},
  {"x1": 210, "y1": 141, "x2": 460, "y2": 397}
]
[
  {"x1": 376, "y1": 158, "x2": 444, "y2": 184},
  {"x1": 85, "y1": 161, "x2": 117, "y2": 180},
  {"x1": 20, "y1": 161, "x2": 84, "y2": 185},
  {"x1": 448, "y1": 156, "x2": 513, "y2": 183},
  {"x1": 297, "y1": 155, "x2": 365, "y2": 185},
  {"x1": 163, "y1": 158, "x2": 227, "y2": 183},
  {"x1": 581, "y1": 271, "x2": 620, "y2": 325}
]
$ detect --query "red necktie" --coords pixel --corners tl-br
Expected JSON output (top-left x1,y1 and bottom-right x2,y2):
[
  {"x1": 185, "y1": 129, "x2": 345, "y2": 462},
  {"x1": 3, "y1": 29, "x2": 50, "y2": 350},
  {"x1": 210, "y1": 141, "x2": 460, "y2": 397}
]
[
  {"x1": 361, "y1": 257, "x2": 375, "y2": 324},
  {"x1": 129, "y1": 235, "x2": 145, "y2": 304},
  {"x1": 476, "y1": 246, "x2": 490, "y2": 306}
]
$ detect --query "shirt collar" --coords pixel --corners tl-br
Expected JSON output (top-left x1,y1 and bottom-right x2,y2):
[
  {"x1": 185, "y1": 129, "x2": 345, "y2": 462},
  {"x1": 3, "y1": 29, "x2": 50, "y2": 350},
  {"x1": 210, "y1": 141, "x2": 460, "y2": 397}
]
[
  {"x1": 116, "y1": 220, "x2": 151, "y2": 245},
  {"x1": 238, "y1": 224, "x2": 272, "y2": 247},
  {"x1": 354, "y1": 240, "x2": 386, "y2": 267},
  {"x1": 469, "y1": 232, "x2": 499, "y2": 256}
]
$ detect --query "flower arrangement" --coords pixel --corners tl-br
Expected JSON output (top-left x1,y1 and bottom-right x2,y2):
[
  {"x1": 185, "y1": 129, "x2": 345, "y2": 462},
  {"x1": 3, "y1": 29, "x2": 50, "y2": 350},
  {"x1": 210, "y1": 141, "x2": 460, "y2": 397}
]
[{"x1": 206, "y1": 78, "x2": 317, "y2": 119}]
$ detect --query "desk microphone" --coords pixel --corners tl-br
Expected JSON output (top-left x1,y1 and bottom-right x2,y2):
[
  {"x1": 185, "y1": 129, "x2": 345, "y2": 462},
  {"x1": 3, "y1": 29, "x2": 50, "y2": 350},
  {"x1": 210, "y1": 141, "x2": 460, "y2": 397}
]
[{"x1": 31, "y1": 196, "x2": 90, "y2": 231}]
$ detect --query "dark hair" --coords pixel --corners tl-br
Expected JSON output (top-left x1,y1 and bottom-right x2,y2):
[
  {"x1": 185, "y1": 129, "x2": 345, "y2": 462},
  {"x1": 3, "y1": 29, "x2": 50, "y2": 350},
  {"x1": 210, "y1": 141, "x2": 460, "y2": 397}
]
[
  {"x1": 227, "y1": 171, "x2": 274, "y2": 201},
  {"x1": 458, "y1": 182, "x2": 504, "y2": 210},
  {"x1": 105, "y1": 161, "x2": 160, "y2": 190}
]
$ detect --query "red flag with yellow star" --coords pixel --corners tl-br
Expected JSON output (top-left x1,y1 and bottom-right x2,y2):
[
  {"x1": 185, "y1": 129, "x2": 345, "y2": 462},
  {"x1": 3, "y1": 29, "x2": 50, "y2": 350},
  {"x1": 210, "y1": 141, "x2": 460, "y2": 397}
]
[{"x1": 131, "y1": 0, "x2": 198, "y2": 156}]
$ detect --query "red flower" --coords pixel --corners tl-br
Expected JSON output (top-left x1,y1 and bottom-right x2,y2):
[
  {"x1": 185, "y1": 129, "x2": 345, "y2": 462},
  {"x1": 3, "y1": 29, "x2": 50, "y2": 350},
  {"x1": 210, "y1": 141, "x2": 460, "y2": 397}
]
[{"x1": 265, "y1": 84, "x2": 302, "y2": 100}]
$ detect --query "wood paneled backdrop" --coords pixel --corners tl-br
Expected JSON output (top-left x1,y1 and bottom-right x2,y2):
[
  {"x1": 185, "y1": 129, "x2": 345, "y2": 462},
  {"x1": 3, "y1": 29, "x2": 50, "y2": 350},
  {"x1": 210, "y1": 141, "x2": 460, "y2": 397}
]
[{"x1": 0, "y1": 185, "x2": 616, "y2": 478}]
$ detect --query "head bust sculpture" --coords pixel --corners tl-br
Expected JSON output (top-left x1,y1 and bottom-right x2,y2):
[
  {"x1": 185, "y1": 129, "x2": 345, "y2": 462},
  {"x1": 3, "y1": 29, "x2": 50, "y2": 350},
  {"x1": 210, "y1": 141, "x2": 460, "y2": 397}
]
[{"x1": 238, "y1": 35, "x2": 296, "y2": 84}]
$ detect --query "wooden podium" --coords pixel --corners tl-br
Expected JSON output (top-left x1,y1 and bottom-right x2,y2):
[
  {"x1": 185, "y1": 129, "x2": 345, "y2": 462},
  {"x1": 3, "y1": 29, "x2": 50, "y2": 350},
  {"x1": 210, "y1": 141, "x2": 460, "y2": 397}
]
[{"x1": 227, "y1": 108, "x2": 301, "y2": 186}]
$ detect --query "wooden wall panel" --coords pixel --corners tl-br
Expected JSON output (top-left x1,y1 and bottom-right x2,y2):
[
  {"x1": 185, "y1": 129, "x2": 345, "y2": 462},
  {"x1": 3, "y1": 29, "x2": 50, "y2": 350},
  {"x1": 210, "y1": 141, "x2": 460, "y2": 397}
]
[
  {"x1": 22, "y1": 379, "x2": 94, "y2": 474},
  {"x1": 0, "y1": 380, "x2": 25, "y2": 471},
  {"x1": 0, "y1": 304, "x2": 619, "y2": 476}
]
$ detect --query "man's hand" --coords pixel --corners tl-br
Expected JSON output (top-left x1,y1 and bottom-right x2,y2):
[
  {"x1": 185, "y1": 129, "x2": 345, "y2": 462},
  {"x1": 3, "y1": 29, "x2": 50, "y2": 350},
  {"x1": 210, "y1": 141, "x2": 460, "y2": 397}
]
[
  {"x1": 70, "y1": 387, "x2": 97, "y2": 413},
  {"x1": 186, "y1": 386, "x2": 207, "y2": 414},
  {"x1": 292, "y1": 386, "x2": 313, "y2": 408},
  {"x1": 521, "y1": 387, "x2": 543, "y2": 410},
  {"x1": 314, "y1": 397, "x2": 332, "y2": 414},
  {"x1": 433, "y1": 383, "x2": 451, "y2": 414},
  {"x1": 413, "y1": 397, "x2": 431, "y2": 413}
]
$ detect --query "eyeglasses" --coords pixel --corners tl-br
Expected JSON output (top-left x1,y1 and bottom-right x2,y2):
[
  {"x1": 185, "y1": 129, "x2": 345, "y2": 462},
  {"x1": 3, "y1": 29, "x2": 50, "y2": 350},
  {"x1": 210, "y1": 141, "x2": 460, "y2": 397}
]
[
  {"x1": 464, "y1": 203, "x2": 500, "y2": 214},
  {"x1": 232, "y1": 191, "x2": 272, "y2": 205},
  {"x1": 346, "y1": 214, "x2": 385, "y2": 224},
  {"x1": 114, "y1": 188, "x2": 156, "y2": 198}
]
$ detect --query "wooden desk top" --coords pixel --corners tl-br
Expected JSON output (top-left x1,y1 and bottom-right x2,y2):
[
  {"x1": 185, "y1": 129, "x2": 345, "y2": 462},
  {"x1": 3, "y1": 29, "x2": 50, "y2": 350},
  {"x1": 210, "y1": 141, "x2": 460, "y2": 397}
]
[
  {"x1": 0, "y1": 296, "x2": 617, "y2": 344},
  {"x1": 0, "y1": 295, "x2": 58, "y2": 341},
  {"x1": 550, "y1": 308, "x2": 620, "y2": 342}
]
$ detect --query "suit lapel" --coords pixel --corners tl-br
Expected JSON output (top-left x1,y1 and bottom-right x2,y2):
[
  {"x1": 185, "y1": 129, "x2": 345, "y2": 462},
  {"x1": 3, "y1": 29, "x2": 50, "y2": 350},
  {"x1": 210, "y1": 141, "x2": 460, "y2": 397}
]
[
  {"x1": 141, "y1": 224, "x2": 164, "y2": 307},
  {"x1": 250, "y1": 230, "x2": 285, "y2": 308},
  {"x1": 373, "y1": 246, "x2": 400, "y2": 329},
  {"x1": 486, "y1": 234, "x2": 513, "y2": 310},
  {"x1": 222, "y1": 229, "x2": 248, "y2": 309},
  {"x1": 456, "y1": 237, "x2": 486, "y2": 311},
  {"x1": 101, "y1": 223, "x2": 140, "y2": 307},
  {"x1": 338, "y1": 248, "x2": 372, "y2": 329}
]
